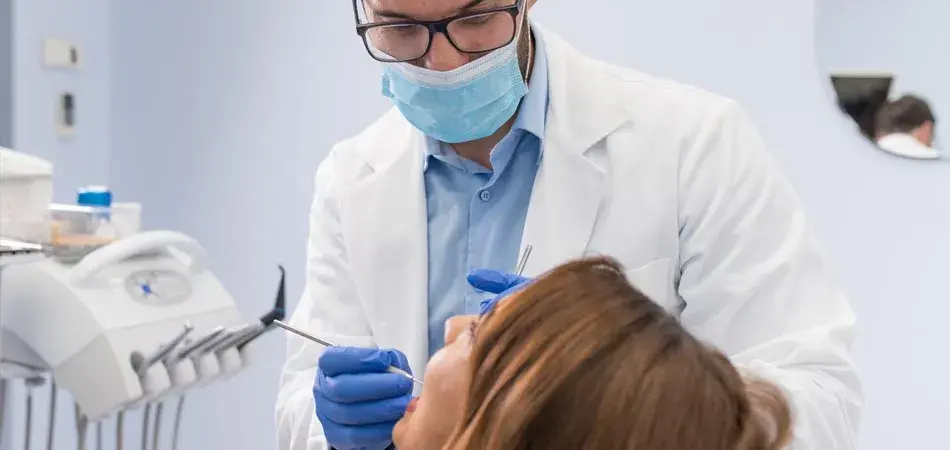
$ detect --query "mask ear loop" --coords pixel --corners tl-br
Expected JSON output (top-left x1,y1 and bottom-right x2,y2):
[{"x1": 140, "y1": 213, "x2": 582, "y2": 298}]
[{"x1": 517, "y1": 7, "x2": 534, "y2": 82}]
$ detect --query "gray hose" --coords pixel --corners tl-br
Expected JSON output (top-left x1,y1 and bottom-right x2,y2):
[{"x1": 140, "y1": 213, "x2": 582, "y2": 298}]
[
  {"x1": 151, "y1": 403, "x2": 163, "y2": 450},
  {"x1": 0, "y1": 380, "x2": 7, "y2": 442},
  {"x1": 96, "y1": 421, "x2": 102, "y2": 450},
  {"x1": 47, "y1": 382, "x2": 57, "y2": 450},
  {"x1": 116, "y1": 411, "x2": 124, "y2": 450},
  {"x1": 24, "y1": 382, "x2": 33, "y2": 450},
  {"x1": 171, "y1": 397, "x2": 185, "y2": 450},
  {"x1": 141, "y1": 404, "x2": 151, "y2": 450},
  {"x1": 75, "y1": 402, "x2": 88, "y2": 450}
]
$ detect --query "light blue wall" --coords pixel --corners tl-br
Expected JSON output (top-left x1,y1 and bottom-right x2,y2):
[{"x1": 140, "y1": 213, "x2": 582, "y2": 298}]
[
  {"x1": 11, "y1": 0, "x2": 111, "y2": 201},
  {"x1": 0, "y1": 0, "x2": 11, "y2": 147},
  {"x1": 817, "y1": 0, "x2": 949, "y2": 143},
  {"x1": 4, "y1": 0, "x2": 950, "y2": 449},
  {"x1": 816, "y1": 2, "x2": 950, "y2": 447}
]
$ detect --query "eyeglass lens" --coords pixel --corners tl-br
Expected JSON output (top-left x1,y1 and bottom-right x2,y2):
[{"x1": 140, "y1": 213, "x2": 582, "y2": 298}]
[{"x1": 365, "y1": 11, "x2": 516, "y2": 62}]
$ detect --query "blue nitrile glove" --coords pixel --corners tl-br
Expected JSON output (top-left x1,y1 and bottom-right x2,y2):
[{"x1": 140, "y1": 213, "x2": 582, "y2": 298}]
[
  {"x1": 314, "y1": 347, "x2": 413, "y2": 450},
  {"x1": 467, "y1": 269, "x2": 533, "y2": 315}
]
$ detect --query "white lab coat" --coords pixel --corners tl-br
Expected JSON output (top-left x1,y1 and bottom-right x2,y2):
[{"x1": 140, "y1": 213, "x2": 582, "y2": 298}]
[
  {"x1": 877, "y1": 132, "x2": 940, "y2": 159},
  {"x1": 276, "y1": 28, "x2": 862, "y2": 450}
]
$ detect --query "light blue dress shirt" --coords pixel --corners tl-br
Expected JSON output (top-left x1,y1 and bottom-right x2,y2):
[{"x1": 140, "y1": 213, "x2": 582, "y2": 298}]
[{"x1": 423, "y1": 32, "x2": 549, "y2": 356}]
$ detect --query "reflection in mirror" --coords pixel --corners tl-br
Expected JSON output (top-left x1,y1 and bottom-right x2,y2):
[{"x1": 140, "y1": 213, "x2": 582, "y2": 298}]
[{"x1": 817, "y1": 1, "x2": 943, "y2": 160}]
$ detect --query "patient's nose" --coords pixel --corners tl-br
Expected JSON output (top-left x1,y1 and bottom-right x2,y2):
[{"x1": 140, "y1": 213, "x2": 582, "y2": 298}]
[{"x1": 444, "y1": 315, "x2": 478, "y2": 345}]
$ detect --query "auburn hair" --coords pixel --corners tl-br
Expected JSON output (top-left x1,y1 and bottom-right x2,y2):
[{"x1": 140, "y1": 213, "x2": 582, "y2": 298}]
[{"x1": 445, "y1": 256, "x2": 792, "y2": 450}]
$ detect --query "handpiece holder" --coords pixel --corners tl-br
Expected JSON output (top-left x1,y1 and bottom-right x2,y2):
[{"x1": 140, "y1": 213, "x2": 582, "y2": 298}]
[{"x1": 69, "y1": 231, "x2": 207, "y2": 286}]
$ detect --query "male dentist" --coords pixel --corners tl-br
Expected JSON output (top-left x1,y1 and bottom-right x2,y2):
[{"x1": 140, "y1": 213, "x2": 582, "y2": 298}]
[{"x1": 276, "y1": 0, "x2": 863, "y2": 449}]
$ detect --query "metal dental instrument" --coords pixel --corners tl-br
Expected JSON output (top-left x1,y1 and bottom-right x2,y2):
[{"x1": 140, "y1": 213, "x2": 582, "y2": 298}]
[
  {"x1": 96, "y1": 421, "x2": 103, "y2": 450},
  {"x1": 135, "y1": 323, "x2": 194, "y2": 377},
  {"x1": 273, "y1": 320, "x2": 423, "y2": 386},
  {"x1": 516, "y1": 244, "x2": 533, "y2": 276}
]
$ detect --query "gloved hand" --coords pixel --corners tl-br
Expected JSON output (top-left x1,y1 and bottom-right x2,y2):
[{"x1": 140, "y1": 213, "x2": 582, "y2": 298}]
[
  {"x1": 467, "y1": 269, "x2": 533, "y2": 315},
  {"x1": 314, "y1": 347, "x2": 413, "y2": 450}
]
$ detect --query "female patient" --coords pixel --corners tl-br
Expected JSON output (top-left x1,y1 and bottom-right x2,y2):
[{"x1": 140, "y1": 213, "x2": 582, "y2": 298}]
[{"x1": 393, "y1": 256, "x2": 793, "y2": 450}]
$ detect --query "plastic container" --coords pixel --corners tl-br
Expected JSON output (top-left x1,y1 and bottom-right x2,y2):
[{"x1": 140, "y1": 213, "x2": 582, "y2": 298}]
[
  {"x1": 0, "y1": 148, "x2": 53, "y2": 243},
  {"x1": 48, "y1": 204, "x2": 118, "y2": 261}
]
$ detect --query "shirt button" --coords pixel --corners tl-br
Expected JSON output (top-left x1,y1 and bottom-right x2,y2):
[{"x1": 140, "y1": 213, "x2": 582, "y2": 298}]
[{"x1": 478, "y1": 190, "x2": 492, "y2": 202}]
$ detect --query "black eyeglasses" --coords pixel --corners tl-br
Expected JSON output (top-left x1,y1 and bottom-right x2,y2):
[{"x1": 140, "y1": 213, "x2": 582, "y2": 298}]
[{"x1": 352, "y1": 0, "x2": 523, "y2": 63}]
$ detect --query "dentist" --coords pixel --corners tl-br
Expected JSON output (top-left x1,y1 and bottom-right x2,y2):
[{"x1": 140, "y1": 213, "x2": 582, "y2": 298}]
[{"x1": 276, "y1": 0, "x2": 863, "y2": 449}]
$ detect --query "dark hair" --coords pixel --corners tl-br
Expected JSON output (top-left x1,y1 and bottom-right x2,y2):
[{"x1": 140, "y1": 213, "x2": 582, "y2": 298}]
[
  {"x1": 446, "y1": 256, "x2": 793, "y2": 450},
  {"x1": 876, "y1": 95, "x2": 936, "y2": 136}
]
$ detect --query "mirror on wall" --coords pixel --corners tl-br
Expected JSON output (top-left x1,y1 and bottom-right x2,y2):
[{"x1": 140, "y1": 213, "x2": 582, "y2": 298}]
[{"x1": 817, "y1": 0, "x2": 944, "y2": 160}]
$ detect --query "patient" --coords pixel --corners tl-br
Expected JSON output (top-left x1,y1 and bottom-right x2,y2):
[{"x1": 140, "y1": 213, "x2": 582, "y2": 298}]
[{"x1": 393, "y1": 256, "x2": 793, "y2": 450}]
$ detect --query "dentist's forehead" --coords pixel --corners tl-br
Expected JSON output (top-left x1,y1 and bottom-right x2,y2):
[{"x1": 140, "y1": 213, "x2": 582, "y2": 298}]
[{"x1": 365, "y1": 0, "x2": 502, "y2": 20}]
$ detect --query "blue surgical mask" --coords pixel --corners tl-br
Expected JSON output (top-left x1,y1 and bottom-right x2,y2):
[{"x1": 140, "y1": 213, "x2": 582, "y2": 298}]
[{"x1": 380, "y1": 29, "x2": 528, "y2": 143}]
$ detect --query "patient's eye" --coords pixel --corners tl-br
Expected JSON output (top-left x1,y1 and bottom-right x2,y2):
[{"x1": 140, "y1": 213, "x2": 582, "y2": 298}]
[{"x1": 467, "y1": 320, "x2": 479, "y2": 341}]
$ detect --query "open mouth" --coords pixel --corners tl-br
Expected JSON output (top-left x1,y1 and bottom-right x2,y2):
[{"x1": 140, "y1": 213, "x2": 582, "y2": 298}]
[{"x1": 406, "y1": 397, "x2": 420, "y2": 413}]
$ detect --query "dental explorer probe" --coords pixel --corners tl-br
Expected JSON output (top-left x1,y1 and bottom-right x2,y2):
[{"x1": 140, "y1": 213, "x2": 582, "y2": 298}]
[
  {"x1": 272, "y1": 320, "x2": 424, "y2": 386},
  {"x1": 516, "y1": 245, "x2": 533, "y2": 276}
]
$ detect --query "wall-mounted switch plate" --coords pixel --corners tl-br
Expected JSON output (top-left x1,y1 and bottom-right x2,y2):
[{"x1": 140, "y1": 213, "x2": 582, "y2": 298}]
[
  {"x1": 57, "y1": 92, "x2": 76, "y2": 137},
  {"x1": 44, "y1": 38, "x2": 81, "y2": 69}
]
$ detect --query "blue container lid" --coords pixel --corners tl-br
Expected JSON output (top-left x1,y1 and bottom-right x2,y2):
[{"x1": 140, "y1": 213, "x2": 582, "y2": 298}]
[{"x1": 77, "y1": 185, "x2": 113, "y2": 207}]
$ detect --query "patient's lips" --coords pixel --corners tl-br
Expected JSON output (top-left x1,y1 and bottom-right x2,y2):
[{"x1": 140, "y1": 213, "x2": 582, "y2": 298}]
[{"x1": 406, "y1": 397, "x2": 420, "y2": 413}]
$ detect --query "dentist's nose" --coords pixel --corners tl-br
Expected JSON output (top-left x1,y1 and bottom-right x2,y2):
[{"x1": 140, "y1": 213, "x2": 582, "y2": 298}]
[{"x1": 421, "y1": 33, "x2": 469, "y2": 72}]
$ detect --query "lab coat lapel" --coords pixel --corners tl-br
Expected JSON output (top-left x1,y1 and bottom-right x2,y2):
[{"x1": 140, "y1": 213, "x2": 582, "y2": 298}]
[
  {"x1": 342, "y1": 125, "x2": 429, "y2": 378},
  {"x1": 520, "y1": 29, "x2": 630, "y2": 276}
]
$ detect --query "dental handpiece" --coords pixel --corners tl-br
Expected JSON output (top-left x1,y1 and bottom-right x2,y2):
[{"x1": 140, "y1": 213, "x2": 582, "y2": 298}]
[
  {"x1": 167, "y1": 327, "x2": 225, "y2": 363},
  {"x1": 272, "y1": 320, "x2": 423, "y2": 386},
  {"x1": 195, "y1": 324, "x2": 258, "y2": 356},
  {"x1": 134, "y1": 323, "x2": 194, "y2": 377},
  {"x1": 208, "y1": 324, "x2": 263, "y2": 354}
]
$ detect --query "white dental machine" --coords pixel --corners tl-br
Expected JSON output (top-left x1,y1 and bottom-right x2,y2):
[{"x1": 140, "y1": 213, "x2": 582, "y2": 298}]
[{"x1": 0, "y1": 148, "x2": 285, "y2": 450}]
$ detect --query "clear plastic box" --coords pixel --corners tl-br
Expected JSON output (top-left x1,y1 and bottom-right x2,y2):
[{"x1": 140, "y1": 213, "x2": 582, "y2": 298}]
[{"x1": 49, "y1": 204, "x2": 119, "y2": 261}]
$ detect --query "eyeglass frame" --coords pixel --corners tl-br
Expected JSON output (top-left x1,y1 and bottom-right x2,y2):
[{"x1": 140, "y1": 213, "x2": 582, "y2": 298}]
[{"x1": 351, "y1": 0, "x2": 525, "y2": 63}]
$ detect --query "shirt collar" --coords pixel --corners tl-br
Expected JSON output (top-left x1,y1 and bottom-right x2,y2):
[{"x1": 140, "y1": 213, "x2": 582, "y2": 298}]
[{"x1": 423, "y1": 26, "x2": 550, "y2": 169}]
